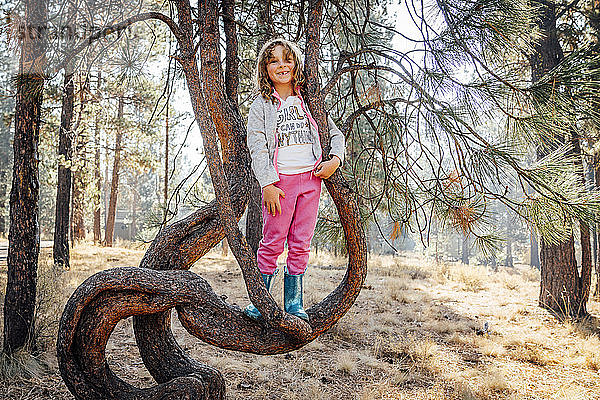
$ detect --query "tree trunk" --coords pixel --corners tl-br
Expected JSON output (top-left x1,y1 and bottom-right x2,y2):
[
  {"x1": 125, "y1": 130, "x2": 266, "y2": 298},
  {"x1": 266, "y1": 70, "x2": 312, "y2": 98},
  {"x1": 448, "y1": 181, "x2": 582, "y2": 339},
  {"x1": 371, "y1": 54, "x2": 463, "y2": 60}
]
[
  {"x1": 532, "y1": 2, "x2": 590, "y2": 318},
  {"x1": 70, "y1": 130, "x2": 86, "y2": 242},
  {"x1": 530, "y1": 232, "x2": 540, "y2": 269},
  {"x1": 53, "y1": 65, "x2": 74, "y2": 269},
  {"x1": 130, "y1": 175, "x2": 138, "y2": 239},
  {"x1": 461, "y1": 235, "x2": 469, "y2": 265},
  {"x1": 505, "y1": 238, "x2": 513, "y2": 268},
  {"x1": 93, "y1": 72, "x2": 102, "y2": 244},
  {"x1": 245, "y1": 0, "x2": 274, "y2": 255},
  {"x1": 104, "y1": 137, "x2": 109, "y2": 233},
  {"x1": 104, "y1": 95, "x2": 124, "y2": 247},
  {"x1": 0, "y1": 169, "x2": 7, "y2": 236},
  {"x1": 594, "y1": 225, "x2": 599, "y2": 298},
  {"x1": 3, "y1": 0, "x2": 47, "y2": 355},
  {"x1": 164, "y1": 98, "x2": 169, "y2": 215}
]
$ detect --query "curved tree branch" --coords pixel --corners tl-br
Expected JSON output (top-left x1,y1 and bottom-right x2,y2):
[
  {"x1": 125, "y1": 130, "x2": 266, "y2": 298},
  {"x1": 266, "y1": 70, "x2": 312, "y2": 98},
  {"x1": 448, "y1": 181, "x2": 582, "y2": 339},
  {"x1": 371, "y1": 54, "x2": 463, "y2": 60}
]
[{"x1": 54, "y1": 12, "x2": 185, "y2": 74}]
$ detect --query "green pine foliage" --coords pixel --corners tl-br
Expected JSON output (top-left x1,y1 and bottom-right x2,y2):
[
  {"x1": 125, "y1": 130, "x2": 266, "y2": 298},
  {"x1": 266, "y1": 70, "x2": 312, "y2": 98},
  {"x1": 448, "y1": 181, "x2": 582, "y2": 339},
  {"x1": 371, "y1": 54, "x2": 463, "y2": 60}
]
[{"x1": 307, "y1": 0, "x2": 600, "y2": 256}]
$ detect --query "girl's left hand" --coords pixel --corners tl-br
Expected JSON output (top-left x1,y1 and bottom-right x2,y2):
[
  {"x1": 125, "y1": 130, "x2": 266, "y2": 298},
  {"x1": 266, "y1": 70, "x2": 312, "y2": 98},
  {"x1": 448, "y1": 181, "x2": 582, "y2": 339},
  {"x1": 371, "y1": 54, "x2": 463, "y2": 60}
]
[{"x1": 314, "y1": 156, "x2": 341, "y2": 179}]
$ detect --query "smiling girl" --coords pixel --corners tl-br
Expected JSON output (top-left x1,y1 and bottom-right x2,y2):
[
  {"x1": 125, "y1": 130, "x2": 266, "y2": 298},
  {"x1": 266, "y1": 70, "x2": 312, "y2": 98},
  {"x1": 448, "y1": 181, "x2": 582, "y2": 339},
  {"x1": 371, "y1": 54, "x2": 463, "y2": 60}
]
[{"x1": 244, "y1": 38, "x2": 345, "y2": 321}]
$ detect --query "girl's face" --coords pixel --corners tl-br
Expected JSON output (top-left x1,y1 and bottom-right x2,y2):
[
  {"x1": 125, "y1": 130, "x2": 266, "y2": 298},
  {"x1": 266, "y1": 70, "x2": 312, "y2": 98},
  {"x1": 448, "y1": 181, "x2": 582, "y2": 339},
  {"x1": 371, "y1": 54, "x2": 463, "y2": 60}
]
[{"x1": 266, "y1": 45, "x2": 296, "y2": 88}]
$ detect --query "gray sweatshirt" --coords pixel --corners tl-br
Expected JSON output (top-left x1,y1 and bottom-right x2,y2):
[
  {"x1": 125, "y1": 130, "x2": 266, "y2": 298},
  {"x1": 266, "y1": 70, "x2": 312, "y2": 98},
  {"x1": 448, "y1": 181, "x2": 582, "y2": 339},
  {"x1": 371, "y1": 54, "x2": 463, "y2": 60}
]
[{"x1": 246, "y1": 91, "x2": 346, "y2": 189}]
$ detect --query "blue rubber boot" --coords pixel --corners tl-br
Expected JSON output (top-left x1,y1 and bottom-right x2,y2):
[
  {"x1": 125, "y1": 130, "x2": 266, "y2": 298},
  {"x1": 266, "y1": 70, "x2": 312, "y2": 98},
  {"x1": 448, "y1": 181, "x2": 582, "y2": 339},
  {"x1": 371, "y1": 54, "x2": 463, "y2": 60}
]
[
  {"x1": 284, "y1": 272, "x2": 309, "y2": 321},
  {"x1": 243, "y1": 272, "x2": 275, "y2": 320}
]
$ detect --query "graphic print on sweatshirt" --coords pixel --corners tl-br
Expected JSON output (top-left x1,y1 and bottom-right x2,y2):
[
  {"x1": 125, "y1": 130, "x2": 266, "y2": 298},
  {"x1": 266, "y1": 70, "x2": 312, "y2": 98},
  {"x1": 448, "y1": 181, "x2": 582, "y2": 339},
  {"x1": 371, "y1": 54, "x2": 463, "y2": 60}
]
[{"x1": 276, "y1": 96, "x2": 317, "y2": 174}]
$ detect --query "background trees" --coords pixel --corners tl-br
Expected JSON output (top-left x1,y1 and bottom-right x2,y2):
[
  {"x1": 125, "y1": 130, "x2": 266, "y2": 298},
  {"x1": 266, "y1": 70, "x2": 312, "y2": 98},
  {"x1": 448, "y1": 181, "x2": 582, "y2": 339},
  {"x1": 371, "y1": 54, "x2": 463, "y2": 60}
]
[{"x1": 3, "y1": 0, "x2": 48, "y2": 355}]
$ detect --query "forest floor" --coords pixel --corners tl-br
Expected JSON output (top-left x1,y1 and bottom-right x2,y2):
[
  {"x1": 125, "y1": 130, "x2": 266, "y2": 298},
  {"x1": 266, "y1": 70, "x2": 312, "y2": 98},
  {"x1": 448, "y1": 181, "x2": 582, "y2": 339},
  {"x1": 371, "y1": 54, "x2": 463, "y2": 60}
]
[{"x1": 1, "y1": 242, "x2": 600, "y2": 399}]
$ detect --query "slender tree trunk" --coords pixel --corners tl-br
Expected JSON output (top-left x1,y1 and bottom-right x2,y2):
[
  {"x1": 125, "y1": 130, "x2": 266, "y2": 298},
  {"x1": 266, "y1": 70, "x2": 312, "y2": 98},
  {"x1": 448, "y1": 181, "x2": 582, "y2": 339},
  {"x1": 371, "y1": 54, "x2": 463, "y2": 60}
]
[
  {"x1": 595, "y1": 160, "x2": 600, "y2": 297},
  {"x1": 532, "y1": 2, "x2": 589, "y2": 318},
  {"x1": 3, "y1": 0, "x2": 47, "y2": 355},
  {"x1": 164, "y1": 101, "x2": 169, "y2": 215},
  {"x1": 93, "y1": 72, "x2": 102, "y2": 244},
  {"x1": 70, "y1": 131, "x2": 86, "y2": 242},
  {"x1": 461, "y1": 235, "x2": 469, "y2": 265},
  {"x1": 53, "y1": 65, "x2": 74, "y2": 269},
  {"x1": 245, "y1": 0, "x2": 274, "y2": 254},
  {"x1": 93, "y1": 119, "x2": 101, "y2": 243},
  {"x1": 594, "y1": 224, "x2": 599, "y2": 298},
  {"x1": 104, "y1": 139, "x2": 109, "y2": 232},
  {"x1": 131, "y1": 175, "x2": 138, "y2": 239},
  {"x1": 70, "y1": 75, "x2": 88, "y2": 243},
  {"x1": 104, "y1": 95, "x2": 124, "y2": 247},
  {"x1": 530, "y1": 232, "x2": 540, "y2": 269},
  {"x1": 505, "y1": 239, "x2": 513, "y2": 268},
  {"x1": 0, "y1": 169, "x2": 6, "y2": 236}
]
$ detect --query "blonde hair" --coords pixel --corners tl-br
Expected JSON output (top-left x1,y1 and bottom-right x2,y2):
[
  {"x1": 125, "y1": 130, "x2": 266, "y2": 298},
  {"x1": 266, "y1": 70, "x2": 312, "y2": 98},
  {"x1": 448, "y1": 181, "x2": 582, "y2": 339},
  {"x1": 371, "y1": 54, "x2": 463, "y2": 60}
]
[{"x1": 255, "y1": 38, "x2": 306, "y2": 103}]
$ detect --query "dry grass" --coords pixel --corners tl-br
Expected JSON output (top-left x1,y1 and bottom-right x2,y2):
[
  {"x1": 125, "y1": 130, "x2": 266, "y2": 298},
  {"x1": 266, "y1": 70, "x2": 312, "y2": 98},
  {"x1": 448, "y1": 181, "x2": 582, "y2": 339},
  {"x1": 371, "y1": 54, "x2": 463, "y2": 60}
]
[{"x1": 3, "y1": 244, "x2": 600, "y2": 400}]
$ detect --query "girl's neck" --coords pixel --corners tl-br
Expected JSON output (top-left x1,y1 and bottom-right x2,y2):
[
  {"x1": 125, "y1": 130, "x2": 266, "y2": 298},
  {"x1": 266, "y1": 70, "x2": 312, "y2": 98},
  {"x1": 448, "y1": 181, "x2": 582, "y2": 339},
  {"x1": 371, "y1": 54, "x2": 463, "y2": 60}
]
[{"x1": 273, "y1": 84, "x2": 295, "y2": 101}]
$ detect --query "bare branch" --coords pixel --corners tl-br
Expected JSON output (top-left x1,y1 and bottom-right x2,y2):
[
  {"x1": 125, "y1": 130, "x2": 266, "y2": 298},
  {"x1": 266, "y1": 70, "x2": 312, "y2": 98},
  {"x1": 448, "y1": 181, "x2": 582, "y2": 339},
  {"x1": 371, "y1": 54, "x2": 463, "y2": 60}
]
[{"x1": 54, "y1": 12, "x2": 185, "y2": 74}]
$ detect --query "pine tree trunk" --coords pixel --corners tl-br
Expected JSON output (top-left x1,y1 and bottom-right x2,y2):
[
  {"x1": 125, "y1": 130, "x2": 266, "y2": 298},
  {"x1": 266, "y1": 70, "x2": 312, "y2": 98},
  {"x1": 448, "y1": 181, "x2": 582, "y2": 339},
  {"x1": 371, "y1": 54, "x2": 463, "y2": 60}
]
[
  {"x1": 131, "y1": 175, "x2": 138, "y2": 239},
  {"x1": 93, "y1": 118, "x2": 101, "y2": 243},
  {"x1": 461, "y1": 235, "x2": 469, "y2": 265},
  {"x1": 53, "y1": 66, "x2": 74, "y2": 269},
  {"x1": 104, "y1": 95, "x2": 124, "y2": 247},
  {"x1": 593, "y1": 155, "x2": 600, "y2": 297},
  {"x1": 0, "y1": 169, "x2": 6, "y2": 235},
  {"x1": 93, "y1": 72, "x2": 102, "y2": 243},
  {"x1": 530, "y1": 232, "x2": 540, "y2": 269},
  {"x1": 70, "y1": 130, "x2": 86, "y2": 242},
  {"x1": 245, "y1": 0, "x2": 274, "y2": 255},
  {"x1": 506, "y1": 239, "x2": 513, "y2": 268},
  {"x1": 104, "y1": 138, "x2": 109, "y2": 233},
  {"x1": 164, "y1": 102, "x2": 169, "y2": 214},
  {"x1": 3, "y1": 0, "x2": 47, "y2": 355},
  {"x1": 532, "y1": 2, "x2": 590, "y2": 318}
]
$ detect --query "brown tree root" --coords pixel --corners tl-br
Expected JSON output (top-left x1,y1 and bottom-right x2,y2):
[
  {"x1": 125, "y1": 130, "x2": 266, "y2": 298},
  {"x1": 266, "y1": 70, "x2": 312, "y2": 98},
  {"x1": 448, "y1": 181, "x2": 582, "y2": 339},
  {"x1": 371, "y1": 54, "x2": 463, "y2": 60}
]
[{"x1": 57, "y1": 267, "x2": 226, "y2": 400}]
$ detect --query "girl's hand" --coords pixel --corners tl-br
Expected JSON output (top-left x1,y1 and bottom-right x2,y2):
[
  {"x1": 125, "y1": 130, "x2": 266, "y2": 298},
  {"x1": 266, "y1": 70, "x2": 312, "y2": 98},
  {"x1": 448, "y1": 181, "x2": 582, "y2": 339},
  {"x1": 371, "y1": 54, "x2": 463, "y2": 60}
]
[
  {"x1": 263, "y1": 184, "x2": 286, "y2": 216},
  {"x1": 314, "y1": 156, "x2": 341, "y2": 179}
]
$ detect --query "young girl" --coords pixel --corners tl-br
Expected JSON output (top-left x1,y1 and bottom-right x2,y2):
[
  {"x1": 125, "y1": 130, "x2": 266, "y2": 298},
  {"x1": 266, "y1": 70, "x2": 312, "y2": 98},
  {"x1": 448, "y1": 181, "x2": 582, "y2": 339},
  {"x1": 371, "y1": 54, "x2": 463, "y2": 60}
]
[{"x1": 244, "y1": 38, "x2": 345, "y2": 321}]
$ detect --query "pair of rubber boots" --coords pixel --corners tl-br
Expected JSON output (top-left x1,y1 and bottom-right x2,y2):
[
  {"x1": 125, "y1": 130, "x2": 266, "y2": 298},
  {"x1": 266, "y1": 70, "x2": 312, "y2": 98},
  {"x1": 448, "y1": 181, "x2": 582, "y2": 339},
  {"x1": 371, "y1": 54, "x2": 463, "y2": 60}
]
[{"x1": 243, "y1": 270, "x2": 308, "y2": 321}]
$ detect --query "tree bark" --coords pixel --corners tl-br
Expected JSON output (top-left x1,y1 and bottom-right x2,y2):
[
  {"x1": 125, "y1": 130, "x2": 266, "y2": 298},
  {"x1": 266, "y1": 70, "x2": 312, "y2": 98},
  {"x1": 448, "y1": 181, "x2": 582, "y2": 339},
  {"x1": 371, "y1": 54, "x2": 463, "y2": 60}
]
[
  {"x1": 461, "y1": 235, "x2": 469, "y2": 265},
  {"x1": 530, "y1": 232, "x2": 540, "y2": 269},
  {"x1": 245, "y1": 0, "x2": 274, "y2": 255},
  {"x1": 506, "y1": 238, "x2": 513, "y2": 268},
  {"x1": 104, "y1": 95, "x2": 124, "y2": 247},
  {"x1": 0, "y1": 169, "x2": 7, "y2": 236},
  {"x1": 531, "y1": 2, "x2": 590, "y2": 318},
  {"x1": 130, "y1": 175, "x2": 138, "y2": 239},
  {"x1": 3, "y1": 0, "x2": 47, "y2": 355},
  {"x1": 164, "y1": 98, "x2": 169, "y2": 215},
  {"x1": 70, "y1": 130, "x2": 86, "y2": 242},
  {"x1": 595, "y1": 158, "x2": 600, "y2": 297},
  {"x1": 93, "y1": 72, "x2": 102, "y2": 243},
  {"x1": 53, "y1": 65, "x2": 74, "y2": 269}
]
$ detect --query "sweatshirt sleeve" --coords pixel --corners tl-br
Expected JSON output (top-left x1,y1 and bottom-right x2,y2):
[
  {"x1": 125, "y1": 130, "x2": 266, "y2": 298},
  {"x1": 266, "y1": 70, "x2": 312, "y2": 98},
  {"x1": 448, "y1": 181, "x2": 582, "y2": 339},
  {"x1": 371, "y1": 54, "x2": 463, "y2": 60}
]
[
  {"x1": 246, "y1": 98, "x2": 279, "y2": 189},
  {"x1": 327, "y1": 115, "x2": 346, "y2": 166}
]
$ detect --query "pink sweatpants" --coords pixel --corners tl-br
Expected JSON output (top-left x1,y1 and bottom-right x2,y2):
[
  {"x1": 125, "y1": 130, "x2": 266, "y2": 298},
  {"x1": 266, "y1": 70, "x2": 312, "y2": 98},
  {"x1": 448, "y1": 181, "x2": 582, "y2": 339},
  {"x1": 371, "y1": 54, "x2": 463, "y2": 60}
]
[{"x1": 257, "y1": 171, "x2": 321, "y2": 275}]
